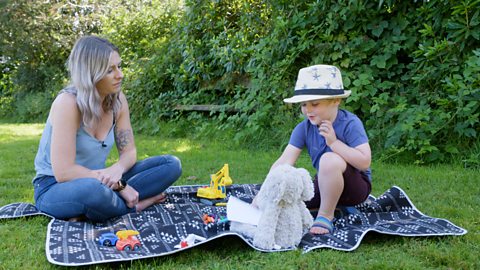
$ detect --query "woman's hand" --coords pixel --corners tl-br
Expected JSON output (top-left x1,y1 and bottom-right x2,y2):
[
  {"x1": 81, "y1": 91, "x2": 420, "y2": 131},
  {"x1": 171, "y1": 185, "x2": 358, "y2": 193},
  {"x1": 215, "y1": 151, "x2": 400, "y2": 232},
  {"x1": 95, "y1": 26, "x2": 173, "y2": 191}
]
[
  {"x1": 318, "y1": 120, "x2": 337, "y2": 146},
  {"x1": 118, "y1": 185, "x2": 139, "y2": 209},
  {"x1": 94, "y1": 163, "x2": 125, "y2": 189}
]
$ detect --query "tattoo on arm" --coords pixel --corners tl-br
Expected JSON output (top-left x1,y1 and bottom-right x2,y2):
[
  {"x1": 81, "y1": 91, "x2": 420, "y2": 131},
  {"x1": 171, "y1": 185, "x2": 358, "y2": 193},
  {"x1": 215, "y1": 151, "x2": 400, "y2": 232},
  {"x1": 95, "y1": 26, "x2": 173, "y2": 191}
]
[{"x1": 115, "y1": 128, "x2": 133, "y2": 152}]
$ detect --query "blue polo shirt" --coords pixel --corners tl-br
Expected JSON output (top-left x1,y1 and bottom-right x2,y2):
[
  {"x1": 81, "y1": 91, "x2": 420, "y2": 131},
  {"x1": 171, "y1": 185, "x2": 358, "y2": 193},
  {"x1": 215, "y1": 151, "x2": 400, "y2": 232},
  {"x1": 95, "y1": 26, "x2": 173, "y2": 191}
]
[{"x1": 288, "y1": 109, "x2": 371, "y2": 180}]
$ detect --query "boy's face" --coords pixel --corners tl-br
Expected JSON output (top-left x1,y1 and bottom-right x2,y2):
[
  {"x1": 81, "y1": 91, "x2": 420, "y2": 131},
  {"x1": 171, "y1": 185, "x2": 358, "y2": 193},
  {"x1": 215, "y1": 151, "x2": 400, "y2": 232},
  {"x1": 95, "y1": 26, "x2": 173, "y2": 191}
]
[{"x1": 300, "y1": 99, "x2": 340, "y2": 126}]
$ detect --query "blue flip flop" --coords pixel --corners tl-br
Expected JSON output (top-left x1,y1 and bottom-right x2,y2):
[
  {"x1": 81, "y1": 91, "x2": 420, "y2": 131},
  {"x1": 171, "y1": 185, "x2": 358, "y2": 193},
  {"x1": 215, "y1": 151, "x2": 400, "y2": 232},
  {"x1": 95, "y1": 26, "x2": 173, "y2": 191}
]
[{"x1": 311, "y1": 216, "x2": 334, "y2": 234}]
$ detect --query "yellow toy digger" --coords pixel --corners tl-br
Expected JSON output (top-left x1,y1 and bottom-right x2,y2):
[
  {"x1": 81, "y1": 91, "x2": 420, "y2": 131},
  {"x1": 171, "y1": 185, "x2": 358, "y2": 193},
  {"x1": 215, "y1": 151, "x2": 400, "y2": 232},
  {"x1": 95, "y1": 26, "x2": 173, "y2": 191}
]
[
  {"x1": 116, "y1": 230, "x2": 139, "y2": 240},
  {"x1": 196, "y1": 164, "x2": 233, "y2": 199}
]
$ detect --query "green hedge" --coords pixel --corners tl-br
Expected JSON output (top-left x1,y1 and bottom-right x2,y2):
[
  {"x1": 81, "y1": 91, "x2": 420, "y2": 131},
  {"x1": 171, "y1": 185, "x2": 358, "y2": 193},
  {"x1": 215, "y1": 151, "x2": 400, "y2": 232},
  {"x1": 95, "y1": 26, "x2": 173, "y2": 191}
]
[
  {"x1": 111, "y1": 0, "x2": 479, "y2": 163},
  {"x1": 1, "y1": 0, "x2": 479, "y2": 164}
]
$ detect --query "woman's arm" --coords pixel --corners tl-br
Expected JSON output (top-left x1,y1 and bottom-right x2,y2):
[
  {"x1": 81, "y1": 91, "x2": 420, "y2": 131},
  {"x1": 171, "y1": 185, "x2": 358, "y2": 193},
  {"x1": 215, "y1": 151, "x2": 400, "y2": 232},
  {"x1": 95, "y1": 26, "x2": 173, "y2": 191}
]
[
  {"x1": 50, "y1": 93, "x2": 98, "y2": 182},
  {"x1": 113, "y1": 92, "x2": 137, "y2": 173},
  {"x1": 95, "y1": 92, "x2": 137, "y2": 188},
  {"x1": 109, "y1": 92, "x2": 138, "y2": 208}
]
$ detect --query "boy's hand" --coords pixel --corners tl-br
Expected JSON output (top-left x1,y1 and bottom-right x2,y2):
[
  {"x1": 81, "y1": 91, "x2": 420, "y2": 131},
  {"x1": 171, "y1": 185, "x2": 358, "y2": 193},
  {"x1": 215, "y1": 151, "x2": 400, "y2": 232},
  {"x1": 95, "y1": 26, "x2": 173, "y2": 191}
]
[
  {"x1": 318, "y1": 120, "x2": 337, "y2": 146},
  {"x1": 251, "y1": 196, "x2": 258, "y2": 208}
]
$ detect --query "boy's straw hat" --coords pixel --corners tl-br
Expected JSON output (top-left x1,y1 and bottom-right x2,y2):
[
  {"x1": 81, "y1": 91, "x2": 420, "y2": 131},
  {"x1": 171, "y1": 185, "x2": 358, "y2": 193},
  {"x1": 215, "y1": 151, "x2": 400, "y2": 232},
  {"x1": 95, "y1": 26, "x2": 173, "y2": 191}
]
[{"x1": 283, "y1": 64, "x2": 351, "y2": 103}]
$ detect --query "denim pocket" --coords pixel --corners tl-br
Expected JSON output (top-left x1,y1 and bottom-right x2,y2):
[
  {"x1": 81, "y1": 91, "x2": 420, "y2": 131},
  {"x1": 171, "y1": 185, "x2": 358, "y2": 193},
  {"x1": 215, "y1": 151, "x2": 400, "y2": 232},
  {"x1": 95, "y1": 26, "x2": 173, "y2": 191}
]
[{"x1": 33, "y1": 175, "x2": 57, "y2": 202}]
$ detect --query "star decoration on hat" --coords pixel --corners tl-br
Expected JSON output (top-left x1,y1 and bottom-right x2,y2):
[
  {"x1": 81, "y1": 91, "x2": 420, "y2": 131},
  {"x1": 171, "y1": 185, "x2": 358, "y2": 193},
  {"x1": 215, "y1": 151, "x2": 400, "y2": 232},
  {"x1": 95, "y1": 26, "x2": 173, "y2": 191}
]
[{"x1": 329, "y1": 66, "x2": 337, "y2": 78}]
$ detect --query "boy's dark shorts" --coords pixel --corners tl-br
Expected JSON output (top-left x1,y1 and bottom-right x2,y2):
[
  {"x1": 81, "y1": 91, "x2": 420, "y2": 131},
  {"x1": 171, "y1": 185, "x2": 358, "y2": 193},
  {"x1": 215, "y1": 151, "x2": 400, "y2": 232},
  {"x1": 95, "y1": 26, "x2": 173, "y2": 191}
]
[{"x1": 305, "y1": 164, "x2": 371, "y2": 209}]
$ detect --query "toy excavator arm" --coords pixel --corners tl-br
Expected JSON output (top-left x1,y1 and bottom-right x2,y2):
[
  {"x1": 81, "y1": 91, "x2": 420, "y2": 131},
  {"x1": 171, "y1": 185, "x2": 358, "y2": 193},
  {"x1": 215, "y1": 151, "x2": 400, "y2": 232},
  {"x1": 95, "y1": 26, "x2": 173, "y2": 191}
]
[
  {"x1": 197, "y1": 164, "x2": 233, "y2": 199},
  {"x1": 218, "y1": 164, "x2": 232, "y2": 186},
  {"x1": 116, "y1": 230, "x2": 139, "y2": 240}
]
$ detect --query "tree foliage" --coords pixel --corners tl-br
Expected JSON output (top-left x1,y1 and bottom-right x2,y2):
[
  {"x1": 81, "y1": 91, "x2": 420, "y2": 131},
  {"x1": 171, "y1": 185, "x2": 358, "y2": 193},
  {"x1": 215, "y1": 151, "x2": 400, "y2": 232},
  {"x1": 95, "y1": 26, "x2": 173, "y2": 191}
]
[
  {"x1": 1, "y1": 0, "x2": 479, "y2": 164},
  {"x1": 0, "y1": 0, "x2": 110, "y2": 121}
]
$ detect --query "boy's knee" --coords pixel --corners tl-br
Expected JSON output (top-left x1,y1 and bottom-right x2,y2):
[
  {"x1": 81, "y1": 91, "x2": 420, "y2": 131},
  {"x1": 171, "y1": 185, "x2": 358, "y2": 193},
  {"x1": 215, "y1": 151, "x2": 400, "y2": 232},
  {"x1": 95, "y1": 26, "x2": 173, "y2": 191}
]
[{"x1": 319, "y1": 152, "x2": 346, "y2": 172}]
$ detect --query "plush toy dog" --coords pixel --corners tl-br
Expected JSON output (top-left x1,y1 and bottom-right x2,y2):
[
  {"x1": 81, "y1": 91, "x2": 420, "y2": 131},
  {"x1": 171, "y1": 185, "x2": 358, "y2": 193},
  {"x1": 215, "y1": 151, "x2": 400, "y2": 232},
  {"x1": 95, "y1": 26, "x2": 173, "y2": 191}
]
[{"x1": 230, "y1": 164, "x2": 314, "y2": 249}]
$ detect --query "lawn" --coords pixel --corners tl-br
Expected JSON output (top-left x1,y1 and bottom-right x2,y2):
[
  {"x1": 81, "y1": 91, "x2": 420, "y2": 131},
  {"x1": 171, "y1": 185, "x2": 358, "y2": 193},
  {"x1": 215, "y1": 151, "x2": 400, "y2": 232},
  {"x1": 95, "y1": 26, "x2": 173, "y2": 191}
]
[{"x1": 0, "y1": 123, "x2": 478, "y2": 269}]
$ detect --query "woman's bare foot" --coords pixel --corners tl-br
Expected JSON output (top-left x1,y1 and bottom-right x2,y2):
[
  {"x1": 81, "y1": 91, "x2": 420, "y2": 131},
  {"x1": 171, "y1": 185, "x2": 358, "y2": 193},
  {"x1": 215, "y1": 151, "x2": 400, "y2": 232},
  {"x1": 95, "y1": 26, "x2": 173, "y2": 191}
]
[
  {"x1": 68, "y1": 215, "x2": 87, "y2": 222},
  {"x1": 136, "y1": 192, "x2": 167, "y2": 212},
  {"x1": 158, "y1": 192, "x2": 167, "y2": 203}
]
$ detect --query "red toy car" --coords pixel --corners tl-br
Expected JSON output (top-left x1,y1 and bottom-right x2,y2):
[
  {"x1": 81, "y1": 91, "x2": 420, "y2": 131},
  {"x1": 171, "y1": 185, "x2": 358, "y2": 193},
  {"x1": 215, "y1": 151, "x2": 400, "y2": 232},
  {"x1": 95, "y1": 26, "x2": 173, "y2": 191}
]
[{"x1": 115, "y1": 235, "x2": 141, "y2": 251}]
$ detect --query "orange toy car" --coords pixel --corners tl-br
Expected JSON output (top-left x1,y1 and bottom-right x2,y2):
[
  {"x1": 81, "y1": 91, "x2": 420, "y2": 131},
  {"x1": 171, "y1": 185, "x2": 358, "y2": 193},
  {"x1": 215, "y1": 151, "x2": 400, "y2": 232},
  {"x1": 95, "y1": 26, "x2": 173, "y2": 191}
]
[
  {"x1": 116, "y1": 235, "x2": 141, "y2": 251},
  {"x1": 115, "y1": 230, "x2": 141, "y2": 251}
]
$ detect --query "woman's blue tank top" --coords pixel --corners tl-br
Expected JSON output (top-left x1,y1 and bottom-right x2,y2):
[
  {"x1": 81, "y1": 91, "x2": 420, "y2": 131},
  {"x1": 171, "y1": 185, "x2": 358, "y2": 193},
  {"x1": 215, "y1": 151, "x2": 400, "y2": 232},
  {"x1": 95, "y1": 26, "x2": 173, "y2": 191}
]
[{"x1": 33, "y1": 118, "x2": 115, "y2": 179}]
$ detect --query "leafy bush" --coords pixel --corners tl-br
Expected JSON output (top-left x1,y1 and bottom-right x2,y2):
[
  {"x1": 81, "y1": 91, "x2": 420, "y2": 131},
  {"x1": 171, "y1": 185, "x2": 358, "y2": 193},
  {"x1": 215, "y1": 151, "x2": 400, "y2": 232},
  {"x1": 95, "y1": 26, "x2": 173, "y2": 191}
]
[
  {"x1": 122, "y1": 0, "x2": 478, "y2": 163},
  {"x1": 101, "y1": 0, "x2": 186, "y2": 129},
  {"x1": 13, "y1": 91, "x2": 54, "y2": 122},
  {"x1": 0, "y1": 0, "x2": 112, "y2": 120},
  {"x1": 1, "y1": 0, "x2": 479, "y2": 163},
  {"x1": 0, "y1": 60, "x2": 14, "y2": 117}
]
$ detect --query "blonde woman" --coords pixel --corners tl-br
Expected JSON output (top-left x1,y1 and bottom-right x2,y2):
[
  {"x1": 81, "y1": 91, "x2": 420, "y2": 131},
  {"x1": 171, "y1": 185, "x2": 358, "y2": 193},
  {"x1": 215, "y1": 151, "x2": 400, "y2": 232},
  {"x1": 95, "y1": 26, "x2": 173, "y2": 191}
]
[{"x1": 33, "y1": 36, "x2": 181, "y2": 221}]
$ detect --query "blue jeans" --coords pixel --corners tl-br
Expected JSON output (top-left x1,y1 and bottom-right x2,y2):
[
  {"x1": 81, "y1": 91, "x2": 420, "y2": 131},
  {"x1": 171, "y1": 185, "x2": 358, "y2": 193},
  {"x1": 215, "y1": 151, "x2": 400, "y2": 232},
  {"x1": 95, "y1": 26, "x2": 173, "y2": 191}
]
[{"x1": 33, "y1": 155, "x2": 182, "y2": 221}]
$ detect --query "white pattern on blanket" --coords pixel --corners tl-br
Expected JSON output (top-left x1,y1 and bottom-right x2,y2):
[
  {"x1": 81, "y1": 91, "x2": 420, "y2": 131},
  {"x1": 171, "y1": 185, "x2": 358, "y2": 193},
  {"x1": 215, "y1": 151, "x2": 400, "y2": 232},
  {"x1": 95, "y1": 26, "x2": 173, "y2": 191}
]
[{"x1": 0, "y1": 185, "x2": 467, "y2": 266}]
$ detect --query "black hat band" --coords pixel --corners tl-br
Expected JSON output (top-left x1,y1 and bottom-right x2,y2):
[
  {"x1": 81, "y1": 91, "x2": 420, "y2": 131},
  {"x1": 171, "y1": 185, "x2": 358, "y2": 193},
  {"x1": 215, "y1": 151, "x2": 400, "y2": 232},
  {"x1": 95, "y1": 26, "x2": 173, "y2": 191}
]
[{"x1": 294, "y1": 89, "x2": 345, "y2": 96}]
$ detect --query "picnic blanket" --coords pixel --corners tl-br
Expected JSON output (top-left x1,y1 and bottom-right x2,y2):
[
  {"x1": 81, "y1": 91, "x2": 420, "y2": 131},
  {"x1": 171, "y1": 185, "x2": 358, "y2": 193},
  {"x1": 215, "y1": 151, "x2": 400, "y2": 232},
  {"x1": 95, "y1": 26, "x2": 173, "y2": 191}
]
[{"x1": 0, "y1": 184, "x2": 467, "y2": 266}]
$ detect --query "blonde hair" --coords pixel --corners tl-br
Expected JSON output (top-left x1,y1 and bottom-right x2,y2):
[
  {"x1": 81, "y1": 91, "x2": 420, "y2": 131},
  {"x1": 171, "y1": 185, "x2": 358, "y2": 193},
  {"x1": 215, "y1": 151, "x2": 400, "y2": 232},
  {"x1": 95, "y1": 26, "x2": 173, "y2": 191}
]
[
  {"x1": 302, "y1": 98, "x2": 341, "y2": 105},
  {"x1": 63, "y1": 36, "x2": 121, "y2": 128},
  {"x1": 326, "y1": 98, "x2": 342, "y2": 104}
]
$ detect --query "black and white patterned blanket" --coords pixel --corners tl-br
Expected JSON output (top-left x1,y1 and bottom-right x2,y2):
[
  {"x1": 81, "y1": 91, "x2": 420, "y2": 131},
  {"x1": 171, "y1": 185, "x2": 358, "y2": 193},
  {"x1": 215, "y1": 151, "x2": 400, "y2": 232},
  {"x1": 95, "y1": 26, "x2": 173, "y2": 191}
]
[{"x1": 0, "y1": 184, "x2": 467, "y2": 266}]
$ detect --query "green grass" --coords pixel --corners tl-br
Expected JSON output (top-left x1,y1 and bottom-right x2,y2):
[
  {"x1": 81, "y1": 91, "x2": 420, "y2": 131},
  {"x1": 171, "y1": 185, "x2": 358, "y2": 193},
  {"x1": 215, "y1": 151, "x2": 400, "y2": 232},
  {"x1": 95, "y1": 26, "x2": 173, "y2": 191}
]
[{"x1": 0, "y1": 123, "x2": 479, "y2": 269}]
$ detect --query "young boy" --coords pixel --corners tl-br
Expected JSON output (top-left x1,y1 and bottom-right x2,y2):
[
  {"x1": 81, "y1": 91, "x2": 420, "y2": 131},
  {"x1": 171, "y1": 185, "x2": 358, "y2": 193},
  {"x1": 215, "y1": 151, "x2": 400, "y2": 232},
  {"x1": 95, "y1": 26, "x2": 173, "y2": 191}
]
[{"x1": 269, "y1": 64, "x2": 372, "y2": 235}]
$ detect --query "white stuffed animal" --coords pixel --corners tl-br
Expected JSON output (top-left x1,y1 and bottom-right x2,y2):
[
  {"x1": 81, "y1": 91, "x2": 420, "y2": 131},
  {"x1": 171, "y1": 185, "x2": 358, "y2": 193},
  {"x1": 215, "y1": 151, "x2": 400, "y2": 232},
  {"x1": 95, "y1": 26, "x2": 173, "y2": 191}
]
[{"x1": 230, "y1": 164, "x2": 314, "y2": 249}]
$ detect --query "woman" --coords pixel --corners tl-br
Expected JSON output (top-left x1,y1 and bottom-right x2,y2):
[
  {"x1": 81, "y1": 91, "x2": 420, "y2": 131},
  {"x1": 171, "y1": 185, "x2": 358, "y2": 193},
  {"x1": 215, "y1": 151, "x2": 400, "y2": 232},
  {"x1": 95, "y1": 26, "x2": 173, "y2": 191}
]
[{"x1": 33, "y1": 36, "x2": 181, "y2": 222}]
